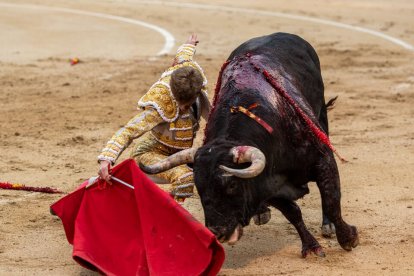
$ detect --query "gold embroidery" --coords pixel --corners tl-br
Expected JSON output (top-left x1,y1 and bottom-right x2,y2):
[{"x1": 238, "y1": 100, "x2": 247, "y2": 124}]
[
  {"x1": 151, "y1": 131, "x2": 193, "y2": 149},
  {"x1": 131, "y1": 132, "x2": 180, "y2": 157},
  {"x1": 173, "y1": 117, "x2": 193, "y2": 129},
  {"x1": 138, "y1": 85, "x2": 178, "y2": 121},
  {"x1": 179, "y1": 174, "x2": 193, "y2": 184},
  {"x1": 175, "y1": 130, "x2": 193, "y2": 139}
]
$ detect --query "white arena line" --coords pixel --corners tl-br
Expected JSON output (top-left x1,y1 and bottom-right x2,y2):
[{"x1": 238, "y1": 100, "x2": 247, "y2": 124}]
[
  {"x1": 0, "y1": 2, "x2": 175, "y2": 55},
  {"x1": 132, "y1": 0, "x2": 414, "y2": 51}
]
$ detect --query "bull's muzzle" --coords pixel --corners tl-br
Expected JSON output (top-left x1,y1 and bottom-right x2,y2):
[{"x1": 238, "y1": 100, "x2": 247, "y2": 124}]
[{"x1": 208, "y1": 224, "x2": 243, "y2": 245}]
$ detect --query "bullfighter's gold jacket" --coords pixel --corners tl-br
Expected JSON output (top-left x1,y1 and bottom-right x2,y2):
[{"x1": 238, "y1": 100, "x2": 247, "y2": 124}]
[{"x1": 98, "y1": 43, "x2": 209, "y2": 165}]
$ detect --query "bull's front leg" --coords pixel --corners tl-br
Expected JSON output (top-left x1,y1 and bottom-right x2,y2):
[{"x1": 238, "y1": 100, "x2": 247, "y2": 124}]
[
  {"x1": 269, "y1": 198, "x2": 325, "y2": 258},
  {"x1": 315, "y1": 154, "x2": 359, "y2": 251}
]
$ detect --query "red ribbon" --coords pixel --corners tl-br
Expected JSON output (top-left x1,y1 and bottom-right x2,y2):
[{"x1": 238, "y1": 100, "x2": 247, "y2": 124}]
[
  {"x1": 261, "y1": 69, "x2": 347, "y2": 162},
  {"x1": 0, "y1": 182, "x2": 63, "y2": 194}
]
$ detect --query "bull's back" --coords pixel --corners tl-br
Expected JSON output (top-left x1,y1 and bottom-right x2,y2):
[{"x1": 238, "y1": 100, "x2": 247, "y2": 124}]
[
  {"x1": 229, "y1": 33, "x2": 320, "y2": 66},
  {"x1": 228, "y1": 32, "x2": 324, "y2": 114}
]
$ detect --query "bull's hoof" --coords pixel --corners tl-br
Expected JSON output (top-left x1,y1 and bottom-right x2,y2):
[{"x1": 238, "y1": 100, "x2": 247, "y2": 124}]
[
  {"x1": 338, "y1": 225, "x2": 359, "y2": 251},
  {"x1": 321, "y1": 223, "x2": 336, "y2": 238},
  {"x1": 253, "y1": 209, "x2": 271, "y2": 225},
  {"x1": 302, "y1": 245, "x2": 326, "y2": 258}
]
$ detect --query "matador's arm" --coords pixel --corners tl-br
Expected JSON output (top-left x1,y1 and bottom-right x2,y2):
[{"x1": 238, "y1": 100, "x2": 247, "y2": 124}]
[{"x1": 97, "y1": 108, "x2": 163, "y2": 164}]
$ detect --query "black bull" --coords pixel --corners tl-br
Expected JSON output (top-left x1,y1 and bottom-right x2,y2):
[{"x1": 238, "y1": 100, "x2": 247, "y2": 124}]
[{"x1": 140, "y1": 32, "x2": 359, "y2": 257}]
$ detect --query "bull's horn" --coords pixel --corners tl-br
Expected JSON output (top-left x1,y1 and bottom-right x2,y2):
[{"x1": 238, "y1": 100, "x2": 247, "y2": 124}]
[
  {"x1": 219, "y1": 146, "x2": 266, "y2": 178},
  {"x1": 139, "y1": 147, "x2": 198, "y2": 174}
]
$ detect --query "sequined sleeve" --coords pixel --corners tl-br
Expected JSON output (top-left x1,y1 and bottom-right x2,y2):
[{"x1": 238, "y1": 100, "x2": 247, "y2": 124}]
[
  {"x1": 174, "y1": 43, "x2": 196, "y2": 64},
  {"x1": 97, "y1": 108, "x2": 164, "y2": 164}
]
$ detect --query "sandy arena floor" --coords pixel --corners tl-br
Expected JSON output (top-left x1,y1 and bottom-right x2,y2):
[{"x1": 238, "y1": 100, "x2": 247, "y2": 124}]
[{"x1": 0, "y1": 0, "x2": 413, "y2": 275}]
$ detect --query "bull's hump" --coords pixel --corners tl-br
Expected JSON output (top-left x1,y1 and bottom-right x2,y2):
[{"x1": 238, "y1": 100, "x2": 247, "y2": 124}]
[{"x1": 222, "y1": 55, "x2": 275, "y2": 92}]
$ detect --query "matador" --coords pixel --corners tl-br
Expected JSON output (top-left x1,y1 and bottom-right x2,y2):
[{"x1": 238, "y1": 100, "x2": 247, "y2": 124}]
[{"x1": 97, "y1": 34, "x2": 210, "y2": 202}]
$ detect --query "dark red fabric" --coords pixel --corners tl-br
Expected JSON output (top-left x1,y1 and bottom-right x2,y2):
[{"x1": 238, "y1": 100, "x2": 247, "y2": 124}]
[{"x1": 51, "y1": 159, "x2": 225, "y2": 276}]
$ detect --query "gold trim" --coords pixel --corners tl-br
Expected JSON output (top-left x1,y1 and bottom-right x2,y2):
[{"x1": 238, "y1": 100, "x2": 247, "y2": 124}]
[
  {"x1": 175, "y1": 129, "x2": 193, "y2": 139},
  {"x1": 138, "y1": 85, "x2": 178, "y2": 121},
  {"x1": 151, "y1": 131, "x2": 193, "y2": 149}
]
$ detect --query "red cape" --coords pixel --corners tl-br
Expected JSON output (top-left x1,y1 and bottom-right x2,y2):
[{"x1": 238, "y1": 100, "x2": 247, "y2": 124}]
[{"x1": 51, "y1": 159, "x2": 224, "y2": 276}]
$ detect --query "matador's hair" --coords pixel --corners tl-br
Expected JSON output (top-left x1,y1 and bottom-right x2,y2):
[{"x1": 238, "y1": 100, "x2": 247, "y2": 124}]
[{"x1": 170, "y1": 66, "x2": 203, "y2": 104}]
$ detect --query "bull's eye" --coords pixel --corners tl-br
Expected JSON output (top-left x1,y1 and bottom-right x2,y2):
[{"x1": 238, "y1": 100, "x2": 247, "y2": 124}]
[{"x1": 226, "y1": 182, "x2": 238, "y2": 194}]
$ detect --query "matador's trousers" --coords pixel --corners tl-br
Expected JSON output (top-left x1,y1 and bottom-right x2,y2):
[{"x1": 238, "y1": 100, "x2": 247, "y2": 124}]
[{"x1": 131, "y1": 133, "x2": 194, "y2": 202}]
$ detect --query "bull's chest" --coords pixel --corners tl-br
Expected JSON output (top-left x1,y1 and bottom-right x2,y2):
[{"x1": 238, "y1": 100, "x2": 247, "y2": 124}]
[{"x1": 268, "y1": 173, "x2": 310, "y2": 201}]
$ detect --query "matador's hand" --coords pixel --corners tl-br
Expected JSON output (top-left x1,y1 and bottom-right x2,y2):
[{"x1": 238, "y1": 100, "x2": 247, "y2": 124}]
[
  {"x1": 186, "y1": 33, "x2": 199, "y2": 46},
  {"x1": 98, "y1": 160, "x2": 112, "y2": 185}
]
